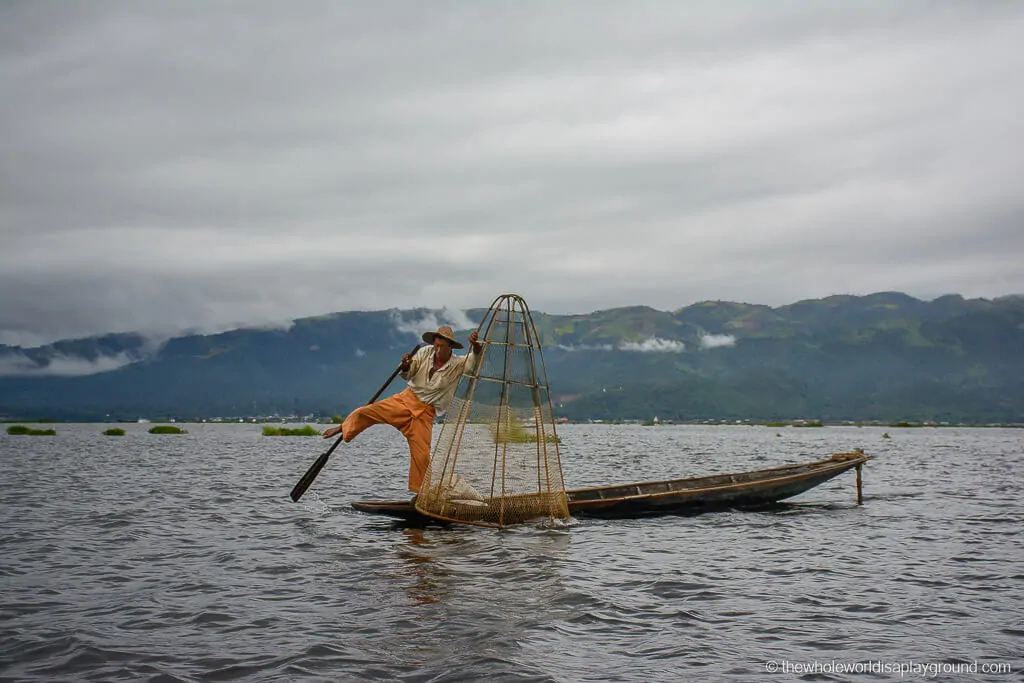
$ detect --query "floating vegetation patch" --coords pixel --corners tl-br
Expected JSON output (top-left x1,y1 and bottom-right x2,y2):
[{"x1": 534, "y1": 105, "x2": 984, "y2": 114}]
[
  {"x1": 149, "y1": 425, "x2": 187, "y2": 435},
  {"x1": 103, "y1": 428, "x2": 126, "y2": 436},
  {"x1": 6, "y1": 425, "x2": 56, "y2": 435},
  {"x1": 793, "y1": 421, "x2": 824, "y2": 428},
  {"x1": 263, "y1": 425, "x2": 320, "y2": 436},
  {"x1": 490, "y1": 418, "x2": 561, "y2": 444}
]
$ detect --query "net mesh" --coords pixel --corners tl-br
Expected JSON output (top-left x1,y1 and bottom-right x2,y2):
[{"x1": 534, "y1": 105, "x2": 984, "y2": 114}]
[{"x1": 415, "y1": 294, "x2": 570, "y2": 528}]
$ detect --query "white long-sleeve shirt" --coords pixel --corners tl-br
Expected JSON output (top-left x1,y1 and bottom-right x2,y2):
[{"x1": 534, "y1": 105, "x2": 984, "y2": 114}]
[{"x1": 400, "y1": 345, "x2": 479, "y2": 412}]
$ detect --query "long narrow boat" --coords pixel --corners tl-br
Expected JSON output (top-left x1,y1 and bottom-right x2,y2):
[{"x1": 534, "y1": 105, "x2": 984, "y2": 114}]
[{"x1": 351, "y1": 450, "x2": 870, "y2": 522}]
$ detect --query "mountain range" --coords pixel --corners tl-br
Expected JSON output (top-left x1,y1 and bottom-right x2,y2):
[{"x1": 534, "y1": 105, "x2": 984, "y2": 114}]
[{"x1": 2, "y1": 292, "x2": 1023, "y2": 423}]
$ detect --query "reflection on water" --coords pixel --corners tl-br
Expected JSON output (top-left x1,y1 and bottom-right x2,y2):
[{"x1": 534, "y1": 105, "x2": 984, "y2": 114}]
[
  {"x1": 0, "y1": 424, "x2": 1021, "y2": 681},
  {"x1": 395, "y1": 528, "x2": 448, "y2": 606}
]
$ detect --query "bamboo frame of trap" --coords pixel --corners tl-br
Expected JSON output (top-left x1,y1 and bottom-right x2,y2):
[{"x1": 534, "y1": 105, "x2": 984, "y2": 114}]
[{"x1": 415, "y1": 294, "x2": 570, "y2": 528}]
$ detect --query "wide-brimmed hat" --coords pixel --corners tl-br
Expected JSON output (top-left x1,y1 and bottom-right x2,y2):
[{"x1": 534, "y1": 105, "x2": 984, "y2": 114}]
[{"x1": 422, "y1": 325, "x2": 463, "y2": 349}]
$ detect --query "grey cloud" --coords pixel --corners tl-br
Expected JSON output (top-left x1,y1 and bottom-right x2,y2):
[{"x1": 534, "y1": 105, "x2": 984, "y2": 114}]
[{"x1": 2, "y1": 2, "x2": 1023, "y2": 345}]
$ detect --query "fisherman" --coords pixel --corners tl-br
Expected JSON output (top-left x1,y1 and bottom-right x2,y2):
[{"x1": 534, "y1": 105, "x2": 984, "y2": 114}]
[{"x1": 322, "y1": 325, "x2": 482, "y2": 495}]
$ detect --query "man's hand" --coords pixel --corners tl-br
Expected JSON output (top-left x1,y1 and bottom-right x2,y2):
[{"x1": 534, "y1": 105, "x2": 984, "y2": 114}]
[
  {"x1": 469, "y1": 330, "x2": 481, "y2": 352},
  {"x1": 400, "y1": 352, "x2": 413, "y2": 373}
]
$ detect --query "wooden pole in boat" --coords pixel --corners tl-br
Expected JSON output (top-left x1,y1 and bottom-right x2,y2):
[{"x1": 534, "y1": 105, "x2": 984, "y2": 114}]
[{"x1": 855, "y1": 464, "x2": 863, "y2": 505}]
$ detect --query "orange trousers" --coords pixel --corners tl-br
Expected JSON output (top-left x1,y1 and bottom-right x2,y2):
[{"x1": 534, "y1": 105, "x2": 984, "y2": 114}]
[{"x1": 342, "y1": 388, "x2": 436, "y2": 493}]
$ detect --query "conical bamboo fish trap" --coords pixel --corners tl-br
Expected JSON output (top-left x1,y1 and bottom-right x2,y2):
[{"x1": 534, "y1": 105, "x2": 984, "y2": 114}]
[{"x1": 415, "y1": 294, "x2": 569, "y2": 528}]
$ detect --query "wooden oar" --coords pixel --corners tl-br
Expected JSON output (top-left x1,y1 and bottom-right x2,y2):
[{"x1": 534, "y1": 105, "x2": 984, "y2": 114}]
[{"x1": 289, "y1": 343, "x2": 422, "y2": 502}]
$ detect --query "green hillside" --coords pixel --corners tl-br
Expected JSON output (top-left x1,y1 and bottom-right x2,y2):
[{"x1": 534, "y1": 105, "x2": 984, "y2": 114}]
[{"x1": 1, "y1": 293, "x2": 1022, "y2": 423}]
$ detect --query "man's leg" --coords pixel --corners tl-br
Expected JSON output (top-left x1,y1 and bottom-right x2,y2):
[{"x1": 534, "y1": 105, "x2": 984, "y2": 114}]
[
  {"x1": 399, "y1": 399, "x2": 436, "y2": 493},
  {"x1": 340, "y1": 393, "x2": 411, "y2": 443}
]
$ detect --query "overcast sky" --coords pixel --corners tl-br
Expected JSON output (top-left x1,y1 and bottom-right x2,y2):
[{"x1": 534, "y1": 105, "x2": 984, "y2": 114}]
[{"x1": 2, "y1": 1, "x2": 1022, "y2": 347}]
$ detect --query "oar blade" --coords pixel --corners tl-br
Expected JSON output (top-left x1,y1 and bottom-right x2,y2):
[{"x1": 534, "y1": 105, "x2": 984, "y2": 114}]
[{"x1": 290, "y1": 450, "x2": 332, "y2": 502}]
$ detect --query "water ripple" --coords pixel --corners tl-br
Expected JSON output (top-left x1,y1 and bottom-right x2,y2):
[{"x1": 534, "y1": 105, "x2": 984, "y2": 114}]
[{"x1": 1, "y1": 424, "x2": 1022, "y2": 681}]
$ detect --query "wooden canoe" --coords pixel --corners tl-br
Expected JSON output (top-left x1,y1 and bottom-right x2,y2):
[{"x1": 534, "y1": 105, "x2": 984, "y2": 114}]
[{"x1": 350, "y1": 450, "x2": 870, "y2": 522}]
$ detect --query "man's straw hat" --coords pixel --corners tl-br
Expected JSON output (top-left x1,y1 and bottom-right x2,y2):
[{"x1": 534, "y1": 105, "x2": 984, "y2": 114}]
[{"x1": 422, "y1": 325, "x2": 463, "y2": 349}]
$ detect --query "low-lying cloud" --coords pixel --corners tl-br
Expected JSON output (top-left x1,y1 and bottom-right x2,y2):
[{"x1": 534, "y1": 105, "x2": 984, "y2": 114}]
[
  {"x1": 558, "y1": 337, "x2": 685, "y2": 352},
  {"x1": 700, "y1": 334, "x2": 737, "y2": 349},
  {"x1": 556, "y1": 343, "x2": 615, "y2": 352},
  {"x1": 0, "y1": 351, "x2": 139, "y2": 377},
  {"x1": 391, "y1": 307, "x2": 477, "y2": 340},
  {"x1": 620, "y1": 338, "x2": 686, "y2": 353}
]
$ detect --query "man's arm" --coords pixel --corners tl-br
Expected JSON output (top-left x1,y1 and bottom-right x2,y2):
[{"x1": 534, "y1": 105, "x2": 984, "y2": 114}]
[
  {"x1": 400, "y1": 345, "x2": 428, "y2": 380},
  {"x1": 464, "y1": 330, "x2": 483, "y2": 373}
]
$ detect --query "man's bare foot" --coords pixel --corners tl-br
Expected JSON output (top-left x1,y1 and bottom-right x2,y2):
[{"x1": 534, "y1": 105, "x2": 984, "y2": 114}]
[{"x1": 322, "y1": 425, "x2": 343, "y2": 439}]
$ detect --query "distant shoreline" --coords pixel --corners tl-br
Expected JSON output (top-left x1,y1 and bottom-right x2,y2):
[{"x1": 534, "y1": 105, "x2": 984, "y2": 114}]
[{"x1": 3, "y1": 417, "x2": 1022, "y2": 428}]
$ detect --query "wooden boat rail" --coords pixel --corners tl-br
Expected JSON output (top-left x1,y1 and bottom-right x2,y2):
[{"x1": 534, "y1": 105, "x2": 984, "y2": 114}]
[
  {"x1": 350, "y1": 450, "x2": 871, "y2": 522},
  {"x1": 568, "y1": 452, "x2": 868, "y2": 506}
]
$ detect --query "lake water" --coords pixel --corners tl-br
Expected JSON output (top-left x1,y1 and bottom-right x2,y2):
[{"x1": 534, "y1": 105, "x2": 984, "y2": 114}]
[{"x1": 1, "y1": 423, "x2": 1021, "y2": 682}]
